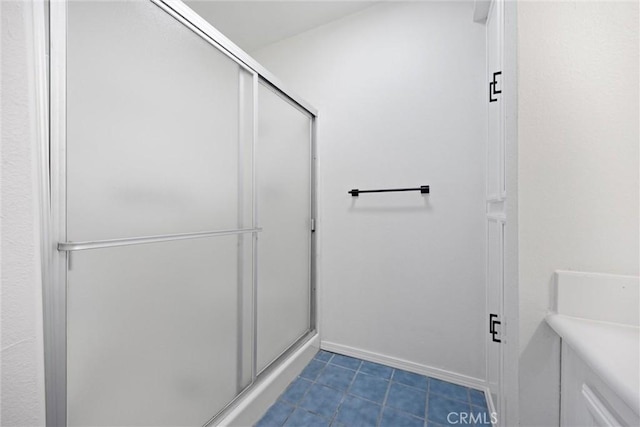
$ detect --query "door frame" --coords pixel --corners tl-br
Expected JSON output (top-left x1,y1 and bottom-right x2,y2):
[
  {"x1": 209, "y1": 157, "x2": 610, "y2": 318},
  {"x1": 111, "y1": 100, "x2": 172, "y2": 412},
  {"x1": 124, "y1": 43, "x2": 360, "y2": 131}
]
[
  {"x1": 479, "y1": 0, "x2": 519, "y2": 425},
  {"x1": 502, "y1": 1, "x2": 519, "y2": 425},
  {"x1": 41, "y1": 1, "x2": 319, "y2": 425}
]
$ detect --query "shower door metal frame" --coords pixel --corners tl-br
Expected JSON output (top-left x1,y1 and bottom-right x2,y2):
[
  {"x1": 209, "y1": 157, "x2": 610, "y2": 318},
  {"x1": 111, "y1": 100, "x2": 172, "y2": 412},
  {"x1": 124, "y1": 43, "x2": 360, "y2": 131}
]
[
  {"x1": 44, "y1": 1, "x2": 318, "y2": 425},
  {"x1": 254, "y1": 78, "x2": 317, "y2": 378}
]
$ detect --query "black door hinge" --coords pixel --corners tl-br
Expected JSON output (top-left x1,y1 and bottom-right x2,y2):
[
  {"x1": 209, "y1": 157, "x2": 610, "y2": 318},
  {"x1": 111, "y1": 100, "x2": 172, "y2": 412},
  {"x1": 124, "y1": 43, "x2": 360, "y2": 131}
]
[
  {"x1": 489, "y1": 71, "x2": 502, "y2": 102},
  {"x1": 490, "y1": 313, "x2": 501, "y2": 343}
]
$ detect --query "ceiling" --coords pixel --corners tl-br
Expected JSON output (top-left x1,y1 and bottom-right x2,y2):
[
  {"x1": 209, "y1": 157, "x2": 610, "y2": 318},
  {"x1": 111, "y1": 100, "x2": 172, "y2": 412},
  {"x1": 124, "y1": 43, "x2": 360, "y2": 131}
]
[{"x1": 185, "y1": 1, "x2": 379, "y2": 52}]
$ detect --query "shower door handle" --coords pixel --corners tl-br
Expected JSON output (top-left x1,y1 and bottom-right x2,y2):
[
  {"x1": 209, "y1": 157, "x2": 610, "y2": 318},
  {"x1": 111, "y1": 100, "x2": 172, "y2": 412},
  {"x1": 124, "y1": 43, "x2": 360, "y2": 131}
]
[{"x1": 57, "y1": 227, "x2": 263, "y2": 252}]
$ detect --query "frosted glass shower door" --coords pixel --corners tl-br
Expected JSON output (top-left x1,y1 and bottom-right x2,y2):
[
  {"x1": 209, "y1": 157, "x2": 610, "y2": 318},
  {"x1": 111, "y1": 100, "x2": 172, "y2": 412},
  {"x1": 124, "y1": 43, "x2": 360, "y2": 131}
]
[
  {"x1": 256, "y1": 83, "x2": 313, "y2": 372},
  {"x1": 64, "y1": 1, "x2": 254, "y2": 425},
  {"x1": 66, "y1": 1, "x2": 245, "y2": 241},
  {"x1": 66, "y1": 237, "x2": 251, "y2": 426}
]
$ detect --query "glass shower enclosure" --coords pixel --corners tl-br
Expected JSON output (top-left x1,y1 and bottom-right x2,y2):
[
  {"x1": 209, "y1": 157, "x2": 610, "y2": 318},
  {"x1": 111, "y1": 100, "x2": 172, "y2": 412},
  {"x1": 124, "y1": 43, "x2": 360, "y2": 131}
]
[{"x1": 44, "y1": 1, "x2": 317, "y2": 425}]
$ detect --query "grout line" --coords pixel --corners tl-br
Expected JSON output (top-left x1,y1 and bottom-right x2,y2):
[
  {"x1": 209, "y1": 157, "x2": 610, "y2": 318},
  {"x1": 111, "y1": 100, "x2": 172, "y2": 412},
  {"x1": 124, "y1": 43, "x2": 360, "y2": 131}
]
[
  {"x1": 467, "y1": 390, "x2": 490, "y2": 411},
  {"x1": 290, "y1": 378, "x2": 312, "y2": 408},
  {"x1": 424, "y1": 377, "x2": 430, "y2": 427},
  {"x1": 389, "y1": 379, "x2": 429, "y2": 394},
  {"x1": 329, "y1": 359, "x2": 362, "y2": 426},
  {"x1": 376, "y1": 367, "x2": 394, "y2": 427},
  {"x1": 428, "y1": 389, "x2": 477, "y2": 406},
  {"x1": 277, "y1": 354, "x2": 332, "y2": 424},
  {"x1": 470, "y1": 403, "x2": 490, "y2": 411},
  {"x1": 281, "y1": 402, "x2": 294, "y2": 427}
]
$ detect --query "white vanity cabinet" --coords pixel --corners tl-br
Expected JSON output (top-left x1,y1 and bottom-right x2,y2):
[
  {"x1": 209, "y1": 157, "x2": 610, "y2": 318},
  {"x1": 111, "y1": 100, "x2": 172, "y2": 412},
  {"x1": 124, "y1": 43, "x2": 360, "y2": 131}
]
[
  {"x1": 561, "y1": 341, "x2": 639, "y2": 427},
  {"x1": 546, "y1": 271, "x2": 640, "y2": 427}
]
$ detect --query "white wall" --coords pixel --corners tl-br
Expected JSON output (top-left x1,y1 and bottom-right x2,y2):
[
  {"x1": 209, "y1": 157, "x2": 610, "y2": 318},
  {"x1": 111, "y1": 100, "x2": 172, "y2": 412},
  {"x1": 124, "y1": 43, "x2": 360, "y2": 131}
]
[
  {"x1": 1, "y1": 1, "x2": 47, "y2": 425},
  {"x1": 253, "y1": 1, "x2": 488, "y2": 383},
  {"x1": 518, "y1": 2, "x2": 639, "y2": 426}
]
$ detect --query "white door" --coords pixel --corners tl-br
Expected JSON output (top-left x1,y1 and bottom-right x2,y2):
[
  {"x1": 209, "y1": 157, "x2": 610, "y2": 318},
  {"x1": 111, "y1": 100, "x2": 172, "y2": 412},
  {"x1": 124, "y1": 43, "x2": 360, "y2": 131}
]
[{"x1": 485, "y1": 0, "x2": 505, "y2": 424}]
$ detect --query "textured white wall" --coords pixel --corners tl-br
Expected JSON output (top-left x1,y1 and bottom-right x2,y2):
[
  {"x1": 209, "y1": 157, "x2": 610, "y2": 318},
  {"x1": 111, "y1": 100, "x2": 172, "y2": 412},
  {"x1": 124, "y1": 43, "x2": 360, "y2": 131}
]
[
  {"x1": 253, "y1": 1, "x2": 488, "y2": 382},
  {"x1": 1, "y1": 1, "x2": 47, "y2": 425},
  {"x1": 518, "y1": 2, "x2": 639, "y2": 425}
]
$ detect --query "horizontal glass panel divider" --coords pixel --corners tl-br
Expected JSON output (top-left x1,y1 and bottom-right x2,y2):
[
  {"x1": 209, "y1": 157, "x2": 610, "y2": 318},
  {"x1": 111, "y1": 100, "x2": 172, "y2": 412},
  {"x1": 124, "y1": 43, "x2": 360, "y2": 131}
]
[{"x1": 57, "y1": 227, "x2": 262, "y2": 252}]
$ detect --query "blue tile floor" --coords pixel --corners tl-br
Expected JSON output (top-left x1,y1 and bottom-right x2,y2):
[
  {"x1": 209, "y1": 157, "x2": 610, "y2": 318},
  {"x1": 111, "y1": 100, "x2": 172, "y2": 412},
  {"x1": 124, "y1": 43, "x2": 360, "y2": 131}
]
[{"x1": 256, "y1": 350, "x2": 493, "y2": 427}]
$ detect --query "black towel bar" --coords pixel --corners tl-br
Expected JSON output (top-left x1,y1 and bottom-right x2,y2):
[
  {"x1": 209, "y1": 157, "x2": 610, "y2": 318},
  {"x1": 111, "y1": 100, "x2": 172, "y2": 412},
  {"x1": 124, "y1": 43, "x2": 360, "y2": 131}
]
[{"x1": 348, "y1": 185, "x2": 429, "y2": 197}]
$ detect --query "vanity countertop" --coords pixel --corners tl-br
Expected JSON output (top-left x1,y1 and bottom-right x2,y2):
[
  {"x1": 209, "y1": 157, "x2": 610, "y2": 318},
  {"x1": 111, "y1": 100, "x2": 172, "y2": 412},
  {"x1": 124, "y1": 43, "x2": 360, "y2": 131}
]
[{"x1": 546, "y1": 313, "x2": 640, "y2": 415}]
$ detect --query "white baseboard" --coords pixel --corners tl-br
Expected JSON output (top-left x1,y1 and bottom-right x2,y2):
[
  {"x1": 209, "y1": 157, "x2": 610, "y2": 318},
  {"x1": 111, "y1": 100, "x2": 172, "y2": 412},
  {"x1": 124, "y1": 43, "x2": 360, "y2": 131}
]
[
  {"x1": 321, "y1": 341, "x2": 488, "y2": 393},
  {"x1": 217, "y1": 334, "x2": 319, "y2": 427}
]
